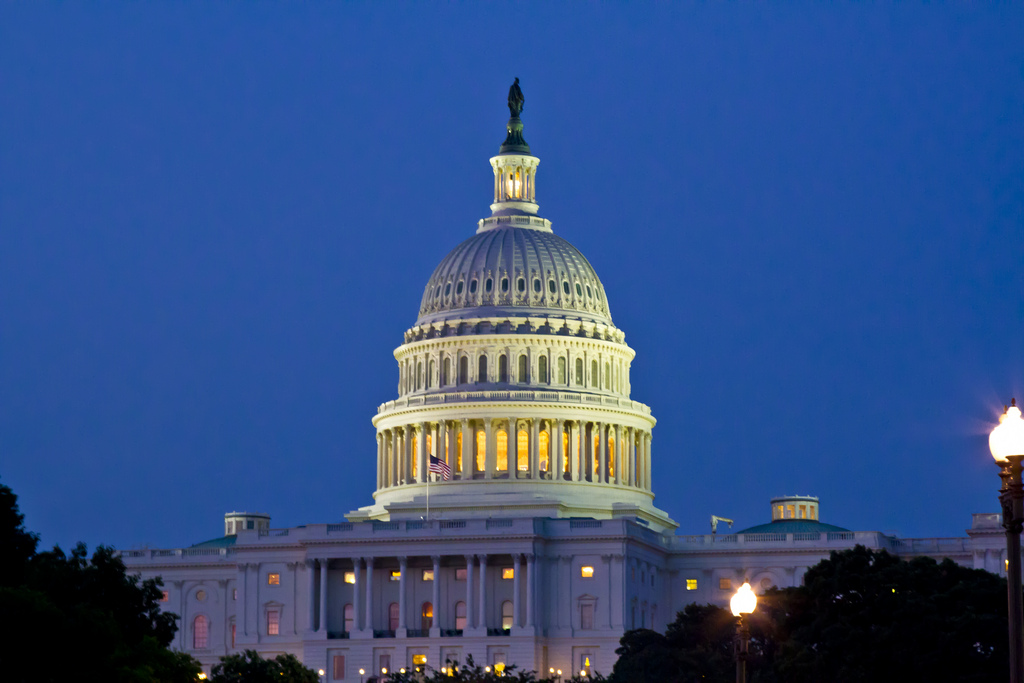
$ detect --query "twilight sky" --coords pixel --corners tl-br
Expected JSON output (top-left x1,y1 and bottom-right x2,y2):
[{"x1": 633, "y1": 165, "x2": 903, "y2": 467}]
[{"x1": 1, "y1": 4, "x2": 1022, "y2": 551}]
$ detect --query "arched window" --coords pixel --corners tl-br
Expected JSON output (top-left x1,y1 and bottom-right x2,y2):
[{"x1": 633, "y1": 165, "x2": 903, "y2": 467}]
[
  {"x1": 498, "y1": 355, "x2": 508, "y2": 382},
  {"x1": 442, "y1": 357, "x2": 450, "y2": 386},
  {"x1": 476, "y1": 430, "x2": 486, "y2": 472},
  {"x1": 496, "y1": 429, "x2": 508, "y2": 472},
  {"x1": 389, "y1": 602, "x2": 399, "y2": 632},
  {"x1": 458, "y1": 356, "x2": 468, "y2": 384},
  {"x1": 478, "y1": 355, "x2": 488, "y2": 383},
  {"x1": 591, "y1": 360, "x2": 598, "y2": 387},
  {"x1": 517, "y1": 277, "x2": 526, "y2": 293},
  {"x1": 344, "y1": 603, "x2": 354, "y2": 633},
  {"x1": 193, "y1": 615, "x2": 208, "y2": 649},
  {"x1": 557, "y1": 357, "x2": 566, "y2": 384},
  {"x1": 501, "y1": 600, "x2": 514, "y2": 630},
  {"x1": 421, "y1": 602, "x2": 433, "y2": 630},
  {"x1": 428, "y1": 360, "x2": 435, "y2": 389},
  {"x1": 562, "y1": 431, "x2": 570, "y2": 474},
  {"x1": 517, "y1": 429, "x2": 529, "y2": 471},
  {"x1": 605, "y1": 362, "x2": 610, "y2": 389},
  {"x1": 538, "y1": 356, "x2": 548, "y2": 383},
  {"x1": 575, "y1": 358, "x2": 584, "y2": 385},
  {"x1": 539, "y1": 430, "x2": 549, "y2": 472},
  {"x1": 416, "y1": 362, "x2": 422, "y2": 390},
  {"x1": 455, "y1": 601, "x2": 467, "y2": 631},
  {"x1": 518, "y1": 355, "x2": 528, "y2": 382}
]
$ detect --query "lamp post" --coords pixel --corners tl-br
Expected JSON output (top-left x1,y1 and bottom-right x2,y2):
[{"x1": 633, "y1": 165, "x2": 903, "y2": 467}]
[
  {"x1": 359, "y1": 668, "x2": 365, "y2": 683},
  {"x1": 991, "y1": 399, "x2": 1024, "y2": 683},
  {"x1": 730, "y1": 581, "x2": 758, "y2": 683}
]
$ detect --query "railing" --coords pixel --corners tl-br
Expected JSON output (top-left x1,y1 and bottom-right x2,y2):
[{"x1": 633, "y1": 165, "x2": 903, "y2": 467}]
[
  {"x1": 373, "y1": 521, "x2": 400, "y2": 532},
  {"x1": 378, "y1": 390, "x2": 652, "y2": 416},
  {"x1": 486, "y1": 519, "x2": 514, "y2": 529},
  {"x1": 487, "y1": 628, "x2": 512, "y2": 637},
  {"x1": 327, "y1": 631, "x2": 350, "y2": 639},
  {"x1": 183, "y1": 548, "x2": 222, "y2": 556},
  {"x1": 570, "y1": 520, "x2": 603, "y2": 529},
  {"x1": 327, "y1": 523, "x2": 353, "y2": 533},
  {"x1": 793, "y1": 532, "x2": 822, "y2": 541},
  {"x1": 119, "y1": 550, "x2": 145, "y2": 558},
  {"x1": 373, "y1": 630, "x2": 396, "y2": 638},
  {"x1": 440, "y1": 629, "x2": 463, "y2": 637},
  {"x1": 744, "y1": 533, "x2": 787, "y2": 542},
  {"x1": 440, "y1": 521, "x2": 466, "y2": 529},
  {"x1": 257, "y1": 529, "x2": 290, "y2": 537},
  {"x1": 406, "y1": 521, "x2": 433, "y2": 530},
  {"x1": 407, "y1": 629, "x2": 430, "y2": 638},
  {"x1": 827, "y1": 532, "x2": 855, "y2": 541}
]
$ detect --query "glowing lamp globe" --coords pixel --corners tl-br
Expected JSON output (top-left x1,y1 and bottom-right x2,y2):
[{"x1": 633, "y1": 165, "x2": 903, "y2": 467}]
[
  {"x1": 731, "y1": 581, "x2": 757, "y2": 616},
  {"x1": 991, "y1": 402, "x2": 1024, "y2": 463}
]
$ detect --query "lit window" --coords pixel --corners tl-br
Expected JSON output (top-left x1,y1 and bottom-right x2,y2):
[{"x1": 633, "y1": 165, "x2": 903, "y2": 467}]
[
  {"x1": 496, "y1": 429, "x2": 508, "y2": 471},
  {"x1": 455, "y1": 568, "x2": 467, "y2": 581},
  {"x1": 413, "y1": 654, "x2": 427, "y2": 666},
  {"x1": 686, "y1": 579, "x2": 698, "y2": 590},
  {"x1": 455, "y1": 600, "x2": 467, "y2": 630},
  {"x1": 333, "y1": 655, "x2": 346, "y2": 680},
  {"x1": 502, "y1": 567, "x2": 514, "y2": 580},
  {"x1": 517, "y1": 429, "x2": 528, "y2": 471},
  {"x1": 380, "y1": 654, "x2": 391, "y2": 675},
  {"x1": 580, "y1": 603, "x2": 594, "y2": 630},
  {"x1": 390, "y1": 570, "x2": 401, "y2": 582},
  {"x1": 501, "y1": 600, "x2": 513, "y2": 630},
  {"x1": 344, "y1": 571, "x2": 356, "y2": 584},
  {"x1": 421, "y1": 602, "x2": 433, "y2": 630},
  {"x1": 581, "y1": 566, "x2": 594, "y2": 578},
  {"x1": 268, "y1": 573, "x2": 280, "y2": 585},
  {"x1": 193, "y1": 615, "x2": 208, "y2": 649},
  {"x1": 476, "y1": 430, "x2": 486, "y2": 471},
  {"x1": 160, "y1": 591, "x2": 169, "y2": 602},
  {"x1": 267, "y1": 610, "x2": 279, "y2": 635},
  {"x1": 719, "y1": 578, "x2": 732, "y2": 590},
  {"x1": 539, "y1": 430, "x2": 549, "y2": 471},
  {"x1": 422, "y1": 569, "x2": 434, "y2": 581}
]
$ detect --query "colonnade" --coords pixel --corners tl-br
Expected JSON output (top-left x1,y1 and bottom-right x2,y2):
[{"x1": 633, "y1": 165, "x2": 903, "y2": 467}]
[
  {"x1": 305, "y1": 554, "x2": 537, "y2": 635},
  {"x1": 375, "y1": 419, "x2": 652, "y2": 491}
]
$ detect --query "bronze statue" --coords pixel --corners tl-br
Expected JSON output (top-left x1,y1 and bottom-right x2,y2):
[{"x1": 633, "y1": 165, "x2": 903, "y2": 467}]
[{"x1": 507, "y1": 77, "x2": 524, "y2": 117}]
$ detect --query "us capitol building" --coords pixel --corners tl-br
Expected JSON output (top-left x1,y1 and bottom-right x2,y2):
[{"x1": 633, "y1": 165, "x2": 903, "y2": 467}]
[{"x1": 122, "y1": 82, "x2": 1007, "y2": 679}]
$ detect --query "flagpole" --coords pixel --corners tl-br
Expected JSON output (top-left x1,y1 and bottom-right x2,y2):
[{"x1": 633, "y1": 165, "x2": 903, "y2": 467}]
[{"x1": 426, "y1": 453, "x2": 431, "y2": 522}]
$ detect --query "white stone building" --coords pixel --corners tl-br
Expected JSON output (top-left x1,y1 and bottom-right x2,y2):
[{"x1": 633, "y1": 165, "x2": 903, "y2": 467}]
[{"x1": 121, "y1": 87, "x2": 1008, "y2": 680}]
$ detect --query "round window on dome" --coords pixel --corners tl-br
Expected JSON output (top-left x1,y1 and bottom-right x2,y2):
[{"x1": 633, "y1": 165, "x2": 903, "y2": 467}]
[
  {"x1": 501, "y1": 278, "x2": 509, "y2": 292},
  {"x1": 548, "y1": 280, "x2": 556, "y2": 294},
  {"x1": 575, "y1": 283, "x2": 583, "y2": 297},
  {"x1": 517, "y1": 278, "x2": 526, "y2": 293},
  {"x1": 533, "y1": 279, "x2": 541, "y2": 293},
  {"x1": 469, "y1": 280, "x2": 478, "y2": 294},
  {"x1": 562, "y1": 281, "x2": 570, "y2": 295},
  {"x1": 456, "y1": 281, "x2": 464, "y2": 295},
  {"x1": 445, "y1": 283, "x2": 451, "y2": 297}
]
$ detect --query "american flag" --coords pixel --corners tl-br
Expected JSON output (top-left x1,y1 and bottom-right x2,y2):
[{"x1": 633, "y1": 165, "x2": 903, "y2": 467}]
[{"x1": 428, "y1": 455, "x2": 451, "y2": 480}]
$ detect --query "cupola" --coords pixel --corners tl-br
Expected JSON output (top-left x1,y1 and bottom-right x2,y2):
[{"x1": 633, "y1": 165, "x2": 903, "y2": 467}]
[{"x1": 488, "y1": 77, "x2": 541, "y2": 218}]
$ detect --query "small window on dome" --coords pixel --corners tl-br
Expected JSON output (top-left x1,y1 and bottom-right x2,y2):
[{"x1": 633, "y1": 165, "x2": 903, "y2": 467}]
[
  {"x1": 485, "y1": 278, "x2": 493, "y2": 292},
  {"x1": 517, "y1": 278, "x2": 526, "y2": 293},
  {"x1": 533, "y1": 279, "x2": 541, "y2": 293},
  {"x1": 586, "y1": 285, "x2": 592, "y2": 298},
  {"x1": 445, "y1": 283, "x2": 451, "y2": 296},
  {"x1": 575, "y1": 283, "x2": 583, "y2": 297},
  {"x1": 501, "y1": 278, "x2": 509, "y2": 292},
  {"x1": 435, "y1": 286, "x2": 442, "y2": 298},
  {"x1": 456, "y1": 281, "x2": 464, "y2": 295},
  {"x1": 548, "y1": 280, "x2": 556, "y2": 294},
  {"x1": 469, "y1": 280, "x2": 478, "y2": 294},
  {"x1": 562, "y1": 281, "x2": 570, "y2": 295}
]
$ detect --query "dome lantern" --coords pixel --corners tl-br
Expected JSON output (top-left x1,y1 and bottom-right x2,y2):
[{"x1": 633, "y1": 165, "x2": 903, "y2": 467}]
[{"x1": 487, "y1": 78, "x2": 541, "y2": 220}]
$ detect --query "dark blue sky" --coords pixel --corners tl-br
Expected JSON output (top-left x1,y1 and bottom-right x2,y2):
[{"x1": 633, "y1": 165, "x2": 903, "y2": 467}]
[{"x1": 1, "y1": 4, "x2": 1021, "y2": 551}]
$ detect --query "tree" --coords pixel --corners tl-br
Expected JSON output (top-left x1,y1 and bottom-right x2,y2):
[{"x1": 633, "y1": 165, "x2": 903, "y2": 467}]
[
  {"x1": 0, "y1": 480, "x2": 202, "y2": 683},
  {"x1": 211, "y1": 650, "x2": 319, "y2": 683}
]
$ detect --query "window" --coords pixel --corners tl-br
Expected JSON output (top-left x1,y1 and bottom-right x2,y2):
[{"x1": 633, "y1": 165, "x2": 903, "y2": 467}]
[
  {"x1": 455, "y1": 601, "x2": 467, "y2": 631},
  {"x1": 193, "y1": 615, "x2": 208, "y2": 649},
  {"x1": 485, "y1": 278, "x2": 493, "y2": 293},
  {"x1": 428, "y1": 359, "x2": 435, "y2": 388},
  {"x1": 416, "y1": 361, "x2": 422, "y2": 390},
  {"x1": 517, "y1": 277, "x2": 526, "y2": 293},
  {"x1": 333, "y1": 655, "x2": 346, "y2": 680},
  {"x1": 575, "y1": 358, "x2": 584, "y2": 385},
  {"x1": 444, "y1": 283, "x2": 451, "y2": 296},
  {"x1": 538, "y1": 356, "x2": 548, "y2": 383},
  {"x1": 469, "y1": 279, "x2": 478, "y2": 294},
  {"x1": 651, "y1": 572, "x2": 655, "y2": 587},
  {"x1": 605, "y1": 362, "x2": 610, "y2": 389},
  {"x1": 422, "y1": 601, "x2": 433, "y2": 630},
  {"x1": 498, "y1": 355, "x2": 508, "y2": 382},
  {"x1": 380, "y1": 654, "x2": 391, "y2": 675},
  {"x1": 687, "y1": 578, "x2": 698, "y2": 590},
  {"x1": 581, "y1": 566, "x2": 594, "y2": 578},
  {"x1": 267, "y1": 610, "x2": 280, "y2": 635},
  {"x1": 231, "y1": 620, "x2": 236, "y2": 648},
  {"x1": 586, "y1": 285, "x2": 592, "y2": 298},
  {"x1": 591, "y1": 360, "x2": 598, "y2": 387},
  {"x1": 533, "y1": 278, "x2": 542, "y2": 293},
  {"x1": 581, "y1": 654, "x2": 593, "y2": 673},
  {"x1": 413, "y1": 654, "x2": 428, "y2": 668},
  {"x1": 580, "y1": 603, "x2": 594, "y2": 630},
  {"x1": 160, "y1": 591, "x2": 169, "y2": 602},
  {"x1": 268, "y1": 573, "x2": 280, "y2": 585},
  {"x1": 344, "y1": 603, "x2": 354, "y2": 632},
  {"x1": 247, "y1": 520, "x2": 254, "y2": 530},
  {"x1": 456, "y1": 281, "x2": 464, "y2": 295},
  {"x1": 422, "y1": 569, "x2": 434, "y2": 581},
  {"x1": 476, "y1": 430, "x2": 486, "y2": 471},
  {"x1": 435, "y1": 285, "x2": 442, "y2": 299},
  {"x1": 455, "y1": 568, "x2": 467, "y2": 581},
  {"x1": 562, "y1": 280, "x2": 570, "y2": 295},
  {"x1": 518, "y1": 354, "x2": 527, "y2": 382},
  {"x1": 502, "y1": 567, "x2": 514, "y2": 580},
  {"x1": 389, "y1": 602, "x2": 400, "y2": 631},
  {"x1": 390, "y1": 570, "x2": 401, "y2": 582},
  {"x1": 501, "y1": 600, "x2": 514, "y2": 630},
  {"x1": 232, "y1": 588, "x2": 237, "y2": 600},
  {"x1": 575, "y1": 282, "x2": 583, "y2": 297},
  {"x1": 478, "y1": 355, "x2": 488, "y2": 383},
  {"x1": 196, "y1": 589, "x2": 206, "y2": 601},
  {"x1": 558, "y1": 357, "x2": 566, "y2": 384},
  {"x1": 497, "y1": 429, "x2": 508, "y2": 471},
  {"x1": 719, "y1": 578, "x2": 732, "y2": 590},
  {"x1": 500, "y1": 277, "x2": 509, "y2": 292},
  {"x1": 458, "y1": 356, "x2": 468, "y2": 384},
  {"x1": 344, "y1": 571, "x2": 356, "y2": 584},
  {"x1": 442, "y1": 357, "x2": 450, "y2": 386},
  {"x1": 517, "y1": 429, "x2": 528, "y2": 471}
]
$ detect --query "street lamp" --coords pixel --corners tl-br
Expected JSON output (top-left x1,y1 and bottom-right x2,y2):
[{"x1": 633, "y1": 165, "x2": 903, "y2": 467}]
[
  {"x1": 359, "y1": 668, "x2": 365, "y2": 683},
  {"x1": 731, "y1": 581, "x2": 758, "y2": 683},
  {"x1": 991, "y1": 399, "x2": 1024, "y2": 683}
]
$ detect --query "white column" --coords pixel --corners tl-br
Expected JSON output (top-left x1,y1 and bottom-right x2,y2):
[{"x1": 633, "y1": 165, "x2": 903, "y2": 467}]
[
  {"x1": 526, "y1": 554, "x2": 536, "y2": 628},
  {"x1": 570, "y1": 421, "x2": 580, "y2": 482},
  {"x1": 376, "y1": 433, "x2": 383, "y2": 489},
  {"x1": 319, "y1": 558, "x2": 328, "y2": 633},
  {"x1": 306, "y1": 560, "x2": 316, "y2": 632},
  {"x1": 430, "y1": 555, "x2": 441, "y2": 637},
  {"x1": 478, "y1": 554, "x2": 488, "y2": 630},
  {"x1": 460, "y1": 421, "x2": 470, "y2": 478},
  {"x1": 364, "y1": 557, "x2": 374, "y2": 632},
  {"x1": 530, "y1": 418, "x2": 540, "y2": 479},
  {"x1": 614, "y1": 425, "x2": 622, "y2": 485},
  {"x1": 391, "y1": 430, "x2": 399, "y2": 486},
  {"x1": 513, "y1": 554, "x2": 522, "y2": 628},
  {"x1": 598, "y1": 422, "x2": 607, "y2": 483},
  {"x1": 352, "y1": 558, "x2": 361, "y2": 632},
  {"x1": 417, "y1": 422, "x2": 428, "y2": 482},
  {"x1": 404, "y1": 425, "x2": 413, "y2": 483},
  {"x1": 484, "y1": 420, "x2": 495, "y2": 479},
  {"x1": 465, "y1": 555, "x2": 475, "y2": 629},
  {"x1": 397, "y1": 556, "x2": 408, "y2": 636},
  {"x1": 645, "y1": 432, "x2": 652, "y2": 489}
]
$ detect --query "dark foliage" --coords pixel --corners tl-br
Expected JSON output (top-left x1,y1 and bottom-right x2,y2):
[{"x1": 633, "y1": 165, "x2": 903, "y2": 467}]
[{"x1": 211, "y1": 649, "x2": 319, "y2": 683}]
